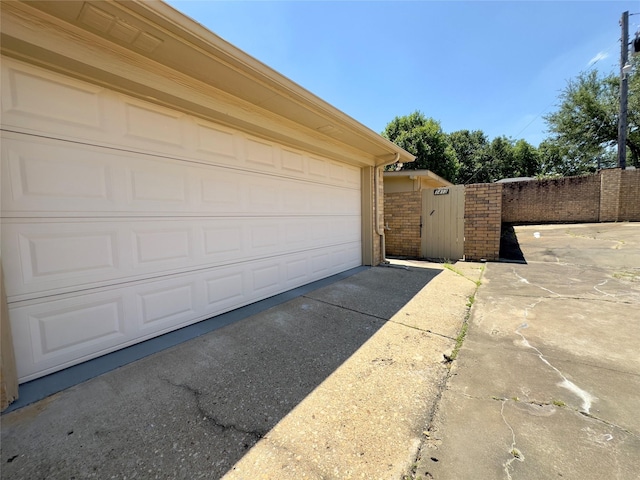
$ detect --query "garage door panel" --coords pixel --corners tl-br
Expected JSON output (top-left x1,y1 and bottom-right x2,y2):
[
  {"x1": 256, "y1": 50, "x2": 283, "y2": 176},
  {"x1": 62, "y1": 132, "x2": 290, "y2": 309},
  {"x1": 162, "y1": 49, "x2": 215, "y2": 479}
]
[
  {"x1": 21, "y1": 230, "x2": 118, "y2": 278},
  {"x1": 3, "y1": 64, "x2": 104, "y2": 130},
  {"x1": 3, "y1": 133, "x2": 359, "y2": 218},
  {"x1": 11, "y1": 243, "x2": 361, "y2": 381},
  {"x1": 128, "y1": 165, "x2": 189, "y2": 204},
  {"x1": 2, "y1": 57, "x2": 363, "y2": 382},
  {"x1": 285, "y1": 258, "x2": 308, "y2": 285},
  {"x1": 136, "y1": 279, "x2": 200, "y2": 332},
  {"x1": 2, "y1": 59, "x2": 359, "y2": 190},
  {"x1": 195, "y1": 123, "x2": 237, "y2": 159},
  {"x1": 245, "y1": 137, "x2": 277, "y2": 169},
  {"x1": 281, "y1": 148, "x2": 305, "y2": 174},
  {"x1": 199, "y1": 170, "x2": 243, "y2": 209},
  {"x1": 2, "y1": 224, "x2": 122, "y2": 299},
  {"x1": 10, "y1": 293, "x2": 128, "y2": 380},
  {"x1": 4, "y1": 218, "x2": 361, "y2": 301},
  {"x1": 2, "y1": 137, "x2": 118, "y2": 213},
  {"x1": 132, "y1": 226, "x2": 194, "y2": 266},
  {"x1": 205, "y1": 270, "x2": 245, "y2": 308},
  {"x1": 124, "y1": 102, "x2": 185, "y2": 148},
  {"x1": 34, "y1": 298, "x2": 126, "y2": 356}
]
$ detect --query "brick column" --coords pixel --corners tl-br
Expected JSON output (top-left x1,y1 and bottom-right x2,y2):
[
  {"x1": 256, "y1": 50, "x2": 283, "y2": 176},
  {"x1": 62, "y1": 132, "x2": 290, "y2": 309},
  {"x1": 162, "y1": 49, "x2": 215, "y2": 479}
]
[
  {"x1": 464, "y1": 183, "x2": 502, "y2": 261},
  {"x1": 599, "y1": 168, "x2": 622, "y2": 222},
  {"x1": 619, "y1": 169, "x2": 640, "y2": 221},
  {"x1": 384, "y1": 191, "x2": 422, "y2": 257}
]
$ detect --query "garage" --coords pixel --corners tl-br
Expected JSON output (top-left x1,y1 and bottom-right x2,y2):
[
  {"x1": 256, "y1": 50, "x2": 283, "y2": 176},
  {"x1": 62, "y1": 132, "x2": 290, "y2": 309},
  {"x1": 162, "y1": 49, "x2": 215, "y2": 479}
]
[{"x1": 0, "y1": 1, "x2": 414, "y2": 390}]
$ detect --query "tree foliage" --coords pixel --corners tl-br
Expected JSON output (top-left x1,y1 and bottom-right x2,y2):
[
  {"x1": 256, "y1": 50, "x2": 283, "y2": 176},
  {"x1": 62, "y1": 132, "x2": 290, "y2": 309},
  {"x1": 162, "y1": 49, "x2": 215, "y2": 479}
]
[
  {"x1": 382, "y1": 111, "x2": 459, "y2": 182},
  {"x1": 448, "y1": 132, "x2": 539, "y2": 183},
  {"x1": 383, "y1": 57, "x2": 639, "y2": 183},
  {"x1": 448, "y1": 130, "x2": 491, "y2": 183},
  {"x1": 544, "y1": 56, "x2": 640, "y2": 172}
]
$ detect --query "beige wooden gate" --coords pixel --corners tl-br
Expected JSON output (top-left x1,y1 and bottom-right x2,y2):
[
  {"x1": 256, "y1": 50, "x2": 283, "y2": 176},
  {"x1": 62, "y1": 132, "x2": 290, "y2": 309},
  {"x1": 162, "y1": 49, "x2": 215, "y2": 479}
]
[{"x1": 421, "y1": 186, "x2": 465, "y2": 260}]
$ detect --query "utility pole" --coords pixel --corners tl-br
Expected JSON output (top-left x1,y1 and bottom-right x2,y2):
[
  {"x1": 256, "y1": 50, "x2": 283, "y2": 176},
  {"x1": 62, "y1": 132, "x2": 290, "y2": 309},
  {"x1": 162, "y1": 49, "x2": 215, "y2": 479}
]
[{"x1": 618, "y1": 10, "x2": 629, "y2": 170}]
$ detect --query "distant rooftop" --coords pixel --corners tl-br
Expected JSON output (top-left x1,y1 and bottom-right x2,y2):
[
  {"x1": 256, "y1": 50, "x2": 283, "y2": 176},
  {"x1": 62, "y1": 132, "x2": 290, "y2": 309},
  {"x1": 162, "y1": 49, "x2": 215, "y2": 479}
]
[
  {"x1": 384, "y1": 169, "x2": 453, "y2": 186},
  {"x1": 495, "y1": 177, "x2": 535, "y2": 183}
]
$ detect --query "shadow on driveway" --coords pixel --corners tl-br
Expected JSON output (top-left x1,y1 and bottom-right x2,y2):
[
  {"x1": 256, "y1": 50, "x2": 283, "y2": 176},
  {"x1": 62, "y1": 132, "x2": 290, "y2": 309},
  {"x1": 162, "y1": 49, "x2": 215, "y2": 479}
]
[
  {"x1": 1, "y1": 265, "x2": 441, "y2": 479},
  {"x1": 499, "y1": 224, "x2": 527, "y2": 263}
]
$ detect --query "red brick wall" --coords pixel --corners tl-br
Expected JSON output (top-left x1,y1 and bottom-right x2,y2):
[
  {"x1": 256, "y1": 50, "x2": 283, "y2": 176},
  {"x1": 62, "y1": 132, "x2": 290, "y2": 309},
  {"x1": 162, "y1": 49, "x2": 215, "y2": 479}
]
[
  {"x1": 464, "y1": 183, "x2": 502, "y2": 261},
  {"x1": 384, "y1": 191, "x2": 422, "y2": 257},
  {"x1": 502, "y1": 175, "x2": 600, "y2": 224}
]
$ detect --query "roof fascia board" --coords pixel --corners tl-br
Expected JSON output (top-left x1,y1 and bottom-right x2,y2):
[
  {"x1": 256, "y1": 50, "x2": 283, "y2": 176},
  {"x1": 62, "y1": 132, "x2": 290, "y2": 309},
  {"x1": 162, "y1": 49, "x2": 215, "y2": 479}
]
[{"x1": 384, "y1": 170, "x2": 453, "y2": 186}]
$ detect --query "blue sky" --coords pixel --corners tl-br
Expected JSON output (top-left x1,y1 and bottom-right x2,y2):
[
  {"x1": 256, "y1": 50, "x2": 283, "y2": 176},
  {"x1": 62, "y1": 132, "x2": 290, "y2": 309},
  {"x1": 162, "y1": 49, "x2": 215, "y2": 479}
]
[{"x1": 164, "y1": 0, "x2": 640, "y2": 147}]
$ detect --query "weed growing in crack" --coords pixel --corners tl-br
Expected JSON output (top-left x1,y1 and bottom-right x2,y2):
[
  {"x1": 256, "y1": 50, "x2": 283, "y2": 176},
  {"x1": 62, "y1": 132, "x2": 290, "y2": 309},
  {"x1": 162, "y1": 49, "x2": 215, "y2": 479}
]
[
  {"x1": 449, "y1": 322, "x2": 468, "y2": 361},
  {"x1": 447, "y1": 267, "x2": 484, "y2": 364},
  {"x1": 466, "y1": 295, "x2": 476, "y2": 308},
  {"x1": 443, "y1": 263, "x2": 484, "y2": 286}
]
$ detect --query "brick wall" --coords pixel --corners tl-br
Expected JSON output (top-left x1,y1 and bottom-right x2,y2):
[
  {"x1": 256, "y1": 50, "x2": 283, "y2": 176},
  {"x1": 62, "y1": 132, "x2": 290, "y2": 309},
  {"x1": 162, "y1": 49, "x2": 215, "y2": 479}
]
[
  {"x1": 502, "y1": 175, "x2": 601, "y2": 224},
  {"x1": 599, "y1": 169, "x2": 622, "y2": 222},
  {"x1": 619, "y1": 169, "x2": 640, "y2": 221},
  {"x1": 464, "y1": 183, "x2": 502, "y2": 261},
  {"x1": 384, "y1": 168, "x2": 638, "y2": 263},
  {"x1": 601, "y1": 168, "x2": 640, "y2": 222},
  {"x1": 384, "y1": 191, "x2": 422, "y2": 257}
]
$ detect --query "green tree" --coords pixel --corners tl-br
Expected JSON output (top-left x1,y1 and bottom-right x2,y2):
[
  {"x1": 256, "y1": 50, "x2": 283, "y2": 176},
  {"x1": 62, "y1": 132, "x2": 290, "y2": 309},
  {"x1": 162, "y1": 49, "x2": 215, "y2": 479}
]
[
  {"x1": 537, "y1": 139, "x2": 568, "y2": 176},
  {"x1": 484, "y1": 136, "x2": 515, "y2": 182},
  {"x1": 382, "y1": 111, "x2": 459, "y2": 182},
  {"x1": 512, "y1": 139, "x2": 540, "y2": 177},
  {"x1": 448, "y1": 129, "x2": 491, "y2": 184},
  {"x1": 449, "y1": 131, "x2": 541, "y2": 183},
  {"x1": 544, "y1": 58, "x2": 640, "y2": 171}
]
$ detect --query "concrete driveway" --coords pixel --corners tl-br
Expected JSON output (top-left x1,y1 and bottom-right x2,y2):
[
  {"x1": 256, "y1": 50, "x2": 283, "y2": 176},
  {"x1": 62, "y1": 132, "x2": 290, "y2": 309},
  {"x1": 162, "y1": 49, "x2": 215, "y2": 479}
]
[
  {"x1": 415, "y1": 222, "x2": 640, "y2": 479},
  {"x1": 2, "y1": 222, "x2": 638, "y2": 480},
  {"x1": 1, "y1": 259, "x2": 482, "y2": 479}
]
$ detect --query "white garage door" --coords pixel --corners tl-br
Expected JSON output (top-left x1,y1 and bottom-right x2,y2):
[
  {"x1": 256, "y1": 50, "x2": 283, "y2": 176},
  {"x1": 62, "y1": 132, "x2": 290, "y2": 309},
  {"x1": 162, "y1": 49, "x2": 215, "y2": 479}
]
[{"x1": 1, "y1": 58, "x2": 362, "y2": 382}]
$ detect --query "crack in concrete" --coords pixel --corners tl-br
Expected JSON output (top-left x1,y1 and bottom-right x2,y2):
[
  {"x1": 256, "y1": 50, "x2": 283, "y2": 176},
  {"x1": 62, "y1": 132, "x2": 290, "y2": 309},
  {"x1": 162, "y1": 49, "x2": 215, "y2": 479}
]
[
  {"x1": 593, "y1": 279, "x2": 640, "y2": 299},
  {"x1": 387, "y1": 320, "x2": 457, "y2": 340},
  {"x1": 162, "y1": 378, "x2": 267, "y2": 440},
  {"x1": 504, "y1": 292, "x2": 637, "y2": 305},
  {"x1": 514, "y1": 266, "x2": 639, "y2": 303},
  {"x1": 302, "y1": 295, "x2": 458, "y2": 340},
  {"x1": 513, "y1": 270, "x2": 561, "y2": 296},
  {"x1": 594, "y1": 279, "x2": 617, "y2": 297},
  {"x1": 515, "y1": 322, "x2": 597, "y2": 413},
  {"x1": 472, "y1": 336, "x2": 640, "y2": 377},
  {"x1": 511, "y1": 272, "x2": 598, "y2": 414},
  {"x1": 579, "y1": 411, "x2": 640, "y2": 439},
  {"x1": 300, "y1": 295, "x2": 389, "y2": 322},
  {"x1": 464, "y1": 394, "x2": 639, "y2": 443},
  {"x1": 500, "y1": 399, "x2": 524, "y2": 480}
]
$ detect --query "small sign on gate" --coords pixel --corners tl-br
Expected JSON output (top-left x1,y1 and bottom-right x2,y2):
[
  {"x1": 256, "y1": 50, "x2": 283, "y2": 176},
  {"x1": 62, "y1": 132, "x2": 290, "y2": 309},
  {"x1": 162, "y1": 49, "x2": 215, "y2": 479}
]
[{"x1": 433, "y1": 188, "x2": 450, "y2": 195}]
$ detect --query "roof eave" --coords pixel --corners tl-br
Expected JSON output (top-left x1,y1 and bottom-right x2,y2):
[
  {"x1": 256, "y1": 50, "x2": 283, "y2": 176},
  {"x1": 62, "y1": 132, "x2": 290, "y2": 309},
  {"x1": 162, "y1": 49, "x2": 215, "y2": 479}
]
[{"x1": 10, "y1": 0, "x2": 414, "y2": 166}]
